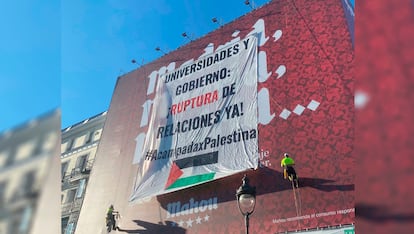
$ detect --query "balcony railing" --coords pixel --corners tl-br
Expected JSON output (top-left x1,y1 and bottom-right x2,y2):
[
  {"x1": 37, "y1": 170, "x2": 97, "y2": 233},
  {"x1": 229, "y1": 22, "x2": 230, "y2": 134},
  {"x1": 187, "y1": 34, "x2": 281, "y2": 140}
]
[
  {"x1": 61, "y1": 159, "x2": 94, "y2": 189},
  {"x1": 61, "y1": 198, "x2": 83, "y2": 216},
  {"x1": 61, "y1": 177, "x2": 79, "y2": 190}
]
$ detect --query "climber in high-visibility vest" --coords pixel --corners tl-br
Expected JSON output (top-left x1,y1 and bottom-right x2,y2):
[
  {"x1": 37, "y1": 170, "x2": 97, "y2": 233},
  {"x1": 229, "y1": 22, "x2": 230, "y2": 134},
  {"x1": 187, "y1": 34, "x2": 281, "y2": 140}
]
[
  {"x1": 106, "y1": 204, "x2": 119, "y2": 230},
  {"x1": 280, "y1": 153, "x2": 299, "y2": 188}
]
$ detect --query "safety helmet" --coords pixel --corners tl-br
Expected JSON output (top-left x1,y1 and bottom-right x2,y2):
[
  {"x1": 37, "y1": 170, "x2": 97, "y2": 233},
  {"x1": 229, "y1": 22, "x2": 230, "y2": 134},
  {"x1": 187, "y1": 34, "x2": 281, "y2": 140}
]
[{"x1": 284, "y1": 153, "x2": 289, "y2": 157}]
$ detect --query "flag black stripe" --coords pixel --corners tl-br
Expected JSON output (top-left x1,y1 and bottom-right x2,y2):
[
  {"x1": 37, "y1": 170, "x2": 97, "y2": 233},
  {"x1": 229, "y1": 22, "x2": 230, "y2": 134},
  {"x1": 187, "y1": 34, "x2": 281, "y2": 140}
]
[{"x1": 175, "y1": 151, "x2": 218, "y2": 169}]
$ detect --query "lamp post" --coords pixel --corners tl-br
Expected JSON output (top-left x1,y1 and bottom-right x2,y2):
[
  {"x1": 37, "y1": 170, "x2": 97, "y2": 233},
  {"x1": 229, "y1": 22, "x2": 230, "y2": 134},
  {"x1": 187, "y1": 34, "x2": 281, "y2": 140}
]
[
  {"x1": 155, "y1": 47, "x2": 167, "y2": 55},
  {"x1": 236, "y1": 174, "x2": 256, "y2": 234},
  {"x1": 182, "y1": 32, "x2": 193, "y2": 41},
  {"x1": 131, "y1": 58, "x2": 144, "y2": 66},
  {"x1": 212, "y1": 17, "x2": 223, "y2": 27},
  {"x1": 244, "y1": 0, "x2": 256, "y2": 9}
]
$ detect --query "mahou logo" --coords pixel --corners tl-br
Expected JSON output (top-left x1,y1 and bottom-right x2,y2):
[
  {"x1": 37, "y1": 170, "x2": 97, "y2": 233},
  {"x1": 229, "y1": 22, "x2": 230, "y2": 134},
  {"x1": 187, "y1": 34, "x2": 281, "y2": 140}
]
[
  {"x1": 164, "y1": 197, "x2": 219, "y2": 228},
  {"x1": 166, "y1": 197, "x2": 218, "y2": 218}
]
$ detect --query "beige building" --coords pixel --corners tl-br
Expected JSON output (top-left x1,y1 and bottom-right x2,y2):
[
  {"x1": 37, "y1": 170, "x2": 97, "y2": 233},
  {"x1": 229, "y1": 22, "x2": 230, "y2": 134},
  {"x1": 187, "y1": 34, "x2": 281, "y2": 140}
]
[
  {"x1": 61, "y1": 111, "x2": 107, "y2": 234},
  {"x1": 0, "y1": 109, "x2": 60, "y2": 234}
]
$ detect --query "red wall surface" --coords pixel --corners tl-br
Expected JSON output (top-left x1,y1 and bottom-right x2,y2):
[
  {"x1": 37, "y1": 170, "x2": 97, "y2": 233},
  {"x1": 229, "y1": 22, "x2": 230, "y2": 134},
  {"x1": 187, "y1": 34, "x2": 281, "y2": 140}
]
[
  {"x1": 356, "y1": 1, "x2": 414, "y2": 233},
  {"x1": 76, "y1": 0, "x2": 354, "y2": 233}
]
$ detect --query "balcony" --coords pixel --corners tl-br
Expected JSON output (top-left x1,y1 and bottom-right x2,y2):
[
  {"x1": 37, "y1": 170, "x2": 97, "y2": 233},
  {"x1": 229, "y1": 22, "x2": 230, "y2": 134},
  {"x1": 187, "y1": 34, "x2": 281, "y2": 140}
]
[
  {"x1": 61, "y1": 198, "x2": 83, "y2": 216},
  {"x1": 61, "y1": 159, "x2": 94, "y2": 190},
  {"x1": 7, "y1": 191, "x2": 38, "y2": 212},
  {"x1": 61, "y1": 177, "x2": 79, "y2": 191},
  {"x1": 81, "y1": 159, "x2": 94, "y2": 174}
]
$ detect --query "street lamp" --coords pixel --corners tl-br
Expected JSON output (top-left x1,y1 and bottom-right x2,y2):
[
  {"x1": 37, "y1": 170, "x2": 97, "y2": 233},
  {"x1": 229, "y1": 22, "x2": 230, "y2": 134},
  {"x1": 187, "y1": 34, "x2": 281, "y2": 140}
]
[
  {"x1": 212, "y1": 17, "x2": 223, "y2": 27},
  {"x1": 131, "y1": 58, "x2": 145, "y2": 67},
  {"x1": 182, "y1": 32, "x2": 193, "y2": 41},
  {"x1": 236, "y1": 174, "x2": 256, "y2": 234},
  {"x1": 244, "y1": 0, "x2": 256, "y2": 9},
  {"x1": 155, "y1": 47, "x2": 167, "y2": 55}
]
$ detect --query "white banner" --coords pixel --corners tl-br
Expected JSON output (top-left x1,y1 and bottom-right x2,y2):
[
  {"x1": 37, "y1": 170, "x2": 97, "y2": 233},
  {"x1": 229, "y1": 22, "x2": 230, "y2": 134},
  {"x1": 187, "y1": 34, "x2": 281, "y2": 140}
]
[{"x1": 130, "y1": 35, "x2": 259, "y2": 202}]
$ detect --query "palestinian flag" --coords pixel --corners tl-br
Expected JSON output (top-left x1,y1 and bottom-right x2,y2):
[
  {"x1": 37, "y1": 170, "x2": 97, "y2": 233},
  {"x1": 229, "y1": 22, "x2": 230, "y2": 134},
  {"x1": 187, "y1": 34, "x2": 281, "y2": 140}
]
[{"x1": 165, "y1": 151, "x2": 218, "y2": 190}]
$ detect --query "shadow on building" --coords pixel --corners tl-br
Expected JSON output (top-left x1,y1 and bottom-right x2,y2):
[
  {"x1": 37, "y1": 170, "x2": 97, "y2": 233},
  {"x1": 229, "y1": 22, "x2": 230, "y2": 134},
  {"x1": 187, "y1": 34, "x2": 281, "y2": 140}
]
[
  {"x1": 117, "y1": 220, "x2": 186, "y2": 234},
  {"x1": 156, "y1": 166, "x2": 354, "y2": 211},
  {"x1": 356, "y1": 203, "x2": 414, "y2": 223}
]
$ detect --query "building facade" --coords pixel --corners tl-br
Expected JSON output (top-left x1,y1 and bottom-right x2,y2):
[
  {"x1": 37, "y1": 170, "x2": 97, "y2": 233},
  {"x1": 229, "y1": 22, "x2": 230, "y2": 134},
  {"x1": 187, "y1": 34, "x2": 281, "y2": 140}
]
[
  {"x1": 0, "y1": 109, "x2": 60, "y2": 234},
  {"x1": 61, "y1": 111, "x2": 107, "y2": 234},
  {"x1": 76, "y1": 0, "x2": 354, "y2": 233}
]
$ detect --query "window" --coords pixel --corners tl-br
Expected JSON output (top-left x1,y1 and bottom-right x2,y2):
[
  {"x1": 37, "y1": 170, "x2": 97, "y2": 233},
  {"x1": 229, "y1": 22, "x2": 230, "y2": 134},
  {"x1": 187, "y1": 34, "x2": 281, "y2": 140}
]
[
  {"x1": 43, "y1": 131, "x2": 58, "y2": 152},
  {"x1": 22, "y1": 171, "x2": 35, "y2": 193},
  {"x1": 0, "y1": 181, "x2": 7, "y2": 205},
  {"x1": 8, "y1": 214, "x2": 21, "y2": 234},
  {"x1": 75, "y1": 155, "x2": 88, "y2": 172},
  {"x1": 0, "y1": 150, "x2": 8, "y2": 168},
  {"x1": 61, "y1": 161, "x2": 69, "y2": 179},
  {"x1": 4, "y1": 148, "x2": 16, "y2": 167},
  {"x1": 61, "y1": 217, "x2": 69, "y2": 234},
  {"x1": 65, "y1": 139, "x2": 74, "y2": 152},
  {"x1": 73, "y1": 135, "x2": 86, "y2": 149},
  {"x1": 65, "y1": 189, "x2": 76, "y2": 203},
  {"x1": 14, "y1": 170, "x2": 36, "y2": 198},
  {"x1": 32, "y1": 138, "x2": 43, "y2": 156},
  {"x1": 65, "y1": 222, "x2": 74, "y2": 234},
  {"x1": 15, "y1": 140, "x2": 35, "y2": 162},
  {"x1": 84, "y1": 131, "x2": 94, "y2": 144},
  {"x1": 93, "y1": 129, "x2": 102, "y2": 141},
  {"x1": 61, "y1": 142, "x2": 68, "y2": 153},
  {"x1": 76, "y1": 179, "x2": 86, "y2": 198},
  {"x1": 18, "y1": 205, "x2": 32, "y2": 233}
]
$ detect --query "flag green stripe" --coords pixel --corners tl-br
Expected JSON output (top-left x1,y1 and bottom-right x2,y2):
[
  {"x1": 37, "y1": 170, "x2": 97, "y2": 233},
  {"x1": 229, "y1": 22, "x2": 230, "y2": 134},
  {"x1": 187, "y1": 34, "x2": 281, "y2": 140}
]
[{"x1": 167, "y1": 173, "x2": 215, "y2": 190}]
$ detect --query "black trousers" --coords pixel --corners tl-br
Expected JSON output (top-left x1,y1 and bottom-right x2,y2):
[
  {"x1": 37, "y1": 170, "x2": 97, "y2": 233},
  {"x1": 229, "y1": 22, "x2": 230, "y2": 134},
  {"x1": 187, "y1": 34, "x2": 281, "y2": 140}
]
[
  {"x1": 110, "y1": 215, "x2": 116, "y2": 229},
  {"x1": 286, "y1": 166, "x2": 297, "y2": 180}
]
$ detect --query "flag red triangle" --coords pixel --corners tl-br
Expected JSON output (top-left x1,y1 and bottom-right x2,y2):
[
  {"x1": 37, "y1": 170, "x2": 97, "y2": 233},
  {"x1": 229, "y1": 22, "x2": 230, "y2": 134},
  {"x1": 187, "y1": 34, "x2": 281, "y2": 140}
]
[{"x1": 165, "y1": 162, "x2": 183, "y2": 189}]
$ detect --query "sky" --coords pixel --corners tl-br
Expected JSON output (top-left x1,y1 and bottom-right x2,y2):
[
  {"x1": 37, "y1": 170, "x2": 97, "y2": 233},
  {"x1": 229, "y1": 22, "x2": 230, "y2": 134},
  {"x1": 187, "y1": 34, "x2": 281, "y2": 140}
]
[
  {"x1": 61, "y1": 0, "x2": 270, "y2": 129},
  {"x1": 0, "y1": 0, "x2": 60, "y2": 133},
  {"x1": 0, "y1": 0, "x2": 270, "y2": 132}
]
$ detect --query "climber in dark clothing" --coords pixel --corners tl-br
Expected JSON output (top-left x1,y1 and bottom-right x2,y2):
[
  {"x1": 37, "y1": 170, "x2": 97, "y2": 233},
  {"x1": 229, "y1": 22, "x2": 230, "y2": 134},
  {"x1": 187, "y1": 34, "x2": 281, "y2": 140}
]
[
  {"x1": 280, "y1": 153, "x2": 299, "y2": 188},
  {"x1": 106, "y1": 204, "x2": 119, "y2": 230}
]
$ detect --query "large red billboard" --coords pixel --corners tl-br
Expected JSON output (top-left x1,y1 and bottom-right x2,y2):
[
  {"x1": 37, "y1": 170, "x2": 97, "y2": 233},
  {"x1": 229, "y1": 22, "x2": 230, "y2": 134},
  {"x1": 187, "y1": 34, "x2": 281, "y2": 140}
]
[
  {"x1": 356, "y1": 1, "x2": 414, "y2": 233},
  {"x1": 76, "y1": 0, "x2": 354, "y2": 233}
]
